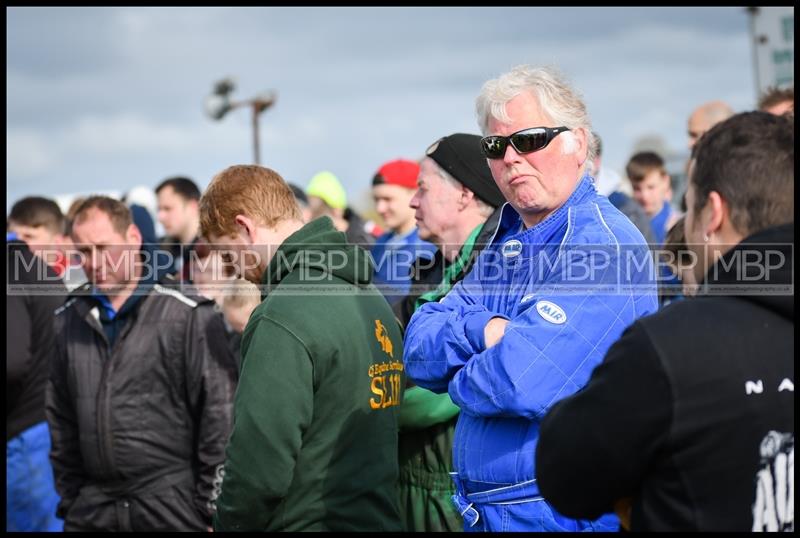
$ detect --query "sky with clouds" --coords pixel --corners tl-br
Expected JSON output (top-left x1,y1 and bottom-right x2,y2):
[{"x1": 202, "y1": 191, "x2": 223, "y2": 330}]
[{"x1": 6, "y1": 7, "x2": 771, "y2": 215}]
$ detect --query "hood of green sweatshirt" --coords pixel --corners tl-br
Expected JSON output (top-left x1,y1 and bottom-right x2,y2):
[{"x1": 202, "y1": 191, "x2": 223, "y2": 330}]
[{"x1": 260, "y1": 216, "x2": 374, "y2": 297}]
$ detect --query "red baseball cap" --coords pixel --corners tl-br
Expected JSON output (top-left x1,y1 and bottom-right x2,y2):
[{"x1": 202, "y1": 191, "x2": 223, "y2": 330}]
[{"x1": 372, "y1": 159, "x2": 420, "y2": 190}]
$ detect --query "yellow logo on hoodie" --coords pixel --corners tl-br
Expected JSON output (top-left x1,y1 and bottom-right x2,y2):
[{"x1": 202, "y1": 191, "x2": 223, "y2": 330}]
[
  {"x1": 374, "y1": 319, "x2": 394, "y2": 358},
  {"x1": 369, "y1": 320, "x2": 402, "y2": 410}
]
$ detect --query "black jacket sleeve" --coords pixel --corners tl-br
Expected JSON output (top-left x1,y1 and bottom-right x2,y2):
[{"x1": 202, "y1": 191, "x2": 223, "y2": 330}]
[
  {"x1": 183, "y1": 303, "x2": 238, "y2": 523},
  {"x1": 392, "y1": 293, "x2": 417, "y2": 331},
  {"x1": 45, "y1": 311, "x2": 86, "y2": 519},
  {"x1": 6, "y1": 292, "x2": 32, "y2": 412},
  {"x1": 536, "y1": 321, "x2": 674, "y2": 520},
  {"x1": 7, "y1": 242, "x2": 66, "y2": 436}
]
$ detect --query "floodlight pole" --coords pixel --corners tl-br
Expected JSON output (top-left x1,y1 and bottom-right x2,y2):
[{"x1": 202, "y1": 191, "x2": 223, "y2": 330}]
[{"x1": 205, "y1": 79, "x2": 276, "y2": 165}]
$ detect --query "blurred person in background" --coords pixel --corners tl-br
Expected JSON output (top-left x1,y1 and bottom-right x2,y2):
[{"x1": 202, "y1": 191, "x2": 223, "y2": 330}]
[
  {"x1": 758, "y1": 85, "x2": 794, "y2": 116},
  {"x1": 687, "y1": 100, "x2": 734, "y2": 149},
  {"x1": 8, "y1": 196, "x2": 86, "y2": 291},
  {"x1": 219, "y1": 278, "x2": 262, "y2": 372},
  {"x1": 185, "y1": 239, "x2": 242, "y2": 375},
  {"x1": 122, "y1": 185, "x2": 160, "y2": 245},
  {"x1": 8, "y1": 196, "x2": 71, "y2": 277},
  {"x1": 7, "y1": 236, "x2": 67, "y2": 531},
  {"x1": 156, "y1": 176, "x2": 202, "y2": 281},
  {"x1": 626, "y1": 151, "x2": 681, "y2": 245},
  {"x1": 186, "y1": 238, "x2": 236, "y2": 305},
  {"x1": 371, "y1": 159, "x2": 437, "y2": 306},
  {"x1": 220, "y1": 278, "x2": 261, "y2": 335},
  {"x1": 658, "y1": 216, "x2": 698, "y2": 306},
  {"x1": 305, "y1": 170, "x2": 378, "y2": 246}
]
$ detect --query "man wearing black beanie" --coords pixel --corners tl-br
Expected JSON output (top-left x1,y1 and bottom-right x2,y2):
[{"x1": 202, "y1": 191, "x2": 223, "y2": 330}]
[
  {"x1": 394, "y1": 132, "x2": 505, "y2": 326},
  {"x1": 394, "y1": 133, "x2": 505, "y2": 532}
]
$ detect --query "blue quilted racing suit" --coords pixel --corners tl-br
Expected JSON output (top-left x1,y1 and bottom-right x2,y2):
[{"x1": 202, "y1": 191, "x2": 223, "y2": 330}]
[{"x1": 403, "y1": 176, "x2": 659, "y2": 532}]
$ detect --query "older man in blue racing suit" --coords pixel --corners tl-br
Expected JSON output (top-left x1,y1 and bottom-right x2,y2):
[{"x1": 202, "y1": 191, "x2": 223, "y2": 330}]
[{"x1": 403, "y1": 65, "x2": 658, "y2": 532}]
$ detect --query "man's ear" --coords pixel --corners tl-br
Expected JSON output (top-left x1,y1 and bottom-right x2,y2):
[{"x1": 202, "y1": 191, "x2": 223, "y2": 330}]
[
  {"x1": 459, "y1": 185, "x2": 475, "y2": 210},
  {"x1": 126, "y1": 223, "x2": 143, "y2": 250},
  {"x1": 234, "y1": 214, "x2": 257, "y2": 244},
  {"x1": 704, "y1": 191, "x2": 726, "y2": 238},
  {"x1": 565, "y1": 128, "x2": 589, "y2": 167}
]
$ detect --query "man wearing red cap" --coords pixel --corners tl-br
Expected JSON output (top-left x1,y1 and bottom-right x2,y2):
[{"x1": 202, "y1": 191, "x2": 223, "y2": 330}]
[{"x1": 371, "y1": 159, "x2": 437, "y2": 306}]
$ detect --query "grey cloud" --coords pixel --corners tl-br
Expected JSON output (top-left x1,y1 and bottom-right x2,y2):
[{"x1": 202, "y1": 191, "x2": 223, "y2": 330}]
[
  {"x1": 7, "y1": 6, "x2": 763, "y2": 213},
  {"x1": 7, "y1": 8, "x2": 130, "y2": 77}
]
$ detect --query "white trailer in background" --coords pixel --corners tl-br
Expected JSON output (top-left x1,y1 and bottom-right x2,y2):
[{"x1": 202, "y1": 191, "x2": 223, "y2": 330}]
[{"x1": 747, "y1": 7, "x2": 794, "y2": 99}]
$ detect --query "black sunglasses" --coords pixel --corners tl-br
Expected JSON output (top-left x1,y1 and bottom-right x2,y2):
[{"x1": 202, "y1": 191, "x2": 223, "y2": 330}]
[{"x1": 480, "y1": 126, "x2": 570, "y2": 159}]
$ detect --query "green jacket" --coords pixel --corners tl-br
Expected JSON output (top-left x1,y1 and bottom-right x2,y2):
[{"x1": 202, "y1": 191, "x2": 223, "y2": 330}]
[{"x1": 214, "y1": 217, "x2": 404, "y2": 532}]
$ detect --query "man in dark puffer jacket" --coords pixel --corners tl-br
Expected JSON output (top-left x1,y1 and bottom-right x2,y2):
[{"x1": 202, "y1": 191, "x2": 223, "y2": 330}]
[{"x1": 46, "y1": 196, "x2": 237, "y2": 531}]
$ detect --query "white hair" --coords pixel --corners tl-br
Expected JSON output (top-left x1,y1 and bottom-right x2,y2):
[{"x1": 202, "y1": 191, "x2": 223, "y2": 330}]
[
  {"x1": 475, "y1": 64, "x2": 597, "y2": 163},
  {"x1": 560, "y1": 131, "x2": 578, "y2": 155}
]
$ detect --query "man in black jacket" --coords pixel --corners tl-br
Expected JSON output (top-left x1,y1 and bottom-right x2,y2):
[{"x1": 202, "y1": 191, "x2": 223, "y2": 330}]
[
  {"x1": 7, "y1": 238, "x2": 66, "y2": 531},
  {"x1": 537, "y1": 111, "x2": 794, "y2": 532},
  {"x1": 45, "y1": 196, "x2": 237, "y2": 531}
]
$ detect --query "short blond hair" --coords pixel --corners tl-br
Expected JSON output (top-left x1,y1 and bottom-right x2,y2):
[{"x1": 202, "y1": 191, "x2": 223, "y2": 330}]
[
  {"x1": 200, "y1": 165, "x2": 302, "y2": 239},
  {"x1": 222, "y1": 278, "x2": 262, "y2": 310}
]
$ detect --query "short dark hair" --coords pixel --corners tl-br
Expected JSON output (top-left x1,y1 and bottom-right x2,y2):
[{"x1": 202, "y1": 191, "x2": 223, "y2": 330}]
[
  {"x1": 691, "y1": 111, "x2": 793, "y2": 236},
  {"x1": 71, "y1": 196, "x2": 133, "y2": 236},
  {"x1": 625, "y1": 151, "x2": 667, "y2": 184},
  {"x1": 155, "y1": 176, "x2": 201, "y2": 201},
  {"x1": 758, "y1": 86, "x2": 793, "y2": 112},
  {"x1": 9, "y1": 196, "x2": 65, "y2": 235}
]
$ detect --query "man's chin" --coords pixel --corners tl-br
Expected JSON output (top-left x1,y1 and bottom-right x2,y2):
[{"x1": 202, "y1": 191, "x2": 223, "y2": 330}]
[
  {"x1": 93, "y1": 282, "x2": 127, "y2": 294},
  {"x1": 417, "y1": 231, "x2": 433, "y2": 243}
]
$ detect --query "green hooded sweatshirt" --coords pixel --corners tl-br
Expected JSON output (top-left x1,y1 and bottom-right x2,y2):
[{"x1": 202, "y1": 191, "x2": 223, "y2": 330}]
[{"x1": 213, "y1": 217, "x2": 404, "y2": 532}]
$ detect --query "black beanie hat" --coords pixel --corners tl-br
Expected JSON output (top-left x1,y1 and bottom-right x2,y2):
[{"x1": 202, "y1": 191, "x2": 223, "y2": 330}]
[{"x1": 425, "y1": 133, "x2": 506, "y2": 208}]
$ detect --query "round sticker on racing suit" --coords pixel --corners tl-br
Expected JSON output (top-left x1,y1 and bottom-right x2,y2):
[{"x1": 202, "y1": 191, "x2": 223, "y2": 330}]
[
  {"x1": 536, "y1": 300, "x2": 567, "y2": 325},
  {"x1": 502, "y1": 239, "x2": 523, "y2": 258}
]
